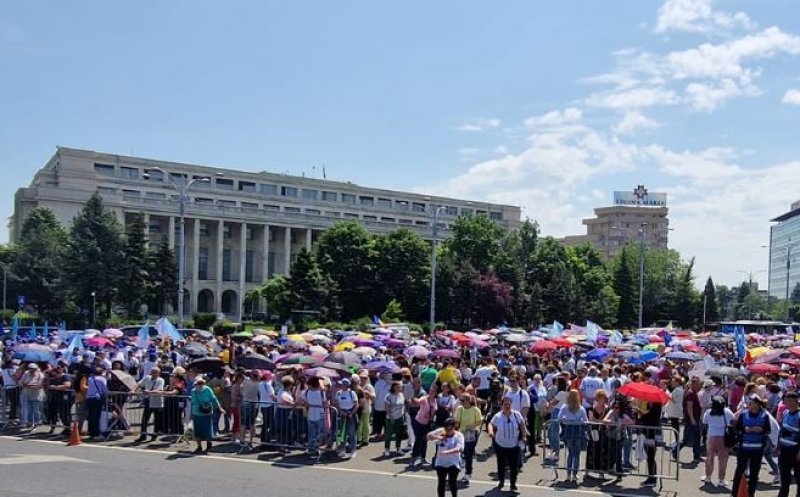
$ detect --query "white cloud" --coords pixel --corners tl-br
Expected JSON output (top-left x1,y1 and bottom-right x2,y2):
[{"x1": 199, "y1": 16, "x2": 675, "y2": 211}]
[
  {"x1": 783, "y1": 89, "x2": 800, "y2": 106},
  {"x1": 524, "y1": 107, "x2": 583, "y2": 128},
  {"x1": 654, "y1": 0, "x2": 754, "y2": 34},
  {"x1": 494, "y1": 145, "x2": 509, "y2": 155},
  {"x1": 456, "y1": 118, "x2": 501, "y2": 132},
  {"x1": 613, "y1": 110, "x2": 661, "y2": 134}
]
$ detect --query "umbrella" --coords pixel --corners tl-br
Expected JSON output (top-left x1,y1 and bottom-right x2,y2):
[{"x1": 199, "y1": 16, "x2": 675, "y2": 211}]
[
  {"x1": 182, "y1": 342, "x2": 209, "y2": 357},
  {"x1": 304, "y1": 367, "x2": 341, "y2": 379},
  {"x1": 13, "y1": 348, "x2": 53, "y2": 363},
  {"x1": 404, "y1": 345, "x2": 430, "y2": 359},
  {"x1": 86, "y1": 337, "x2": 113, "y2": 348},
  {"x1": 276, "y1": 354, "x2": 319, "y2": 365},
  {"x1": 550, "y1": 338, "x2": 574, "y2": 348},
  {"x1": 530, "y1": 341, "x2": 558, "y2": 353},
  {"x1": 665, "y1": 351, "x2": 700, "y2": 361},
  {"x1": 231, "y1": 331, "x2": 254, "y2": 342},
  {"x1": 314, "y1": 361, "x2": 352, "y2": 373},
  {"x1": 334, "y1": 342, "x2": 357, "y2": 352},
  {"x1": 617, "y1": 382, "x2": 670, "y2": 404},
  {"x1": 191, "y1": 329, "x2": 214, "y2": 340},
  {"x1": 236, "y1": 353, "x2": 275, "y2": 371},
  {"x1": 286, "y1": 334, "x2": 306, "y2": 342},
  {"x1": 326, "y1": 351, "x2": 360, "y2": 366},
  {"x1": 110, "y1": 370, "x2": 138, "y2": 392},
  {"x1": 705, "y1": 366, "x2": 741, "y2": 377},
  {"x1": 352, "y1": 338, "x2": 381, "y2": 348},
  {"x1": 308, "y1": 345, "x2": 328, "y2": 355},
  {"x1": 754, "y1": 350, "x2": 786, "y2": 364},
  {"x1": 748, "y1": 346, "x2": 771, "y2": 359},
  {"x1": 780, "y1": 358, "x2": 800, "y2": 368},
  {"x1": 433, "y1": 349, "x2": 460, "y2": 359},
  {"x1": 252, "y1": 328, "x2": 277, "y2": 337},
  {"x1": 352, "y1": 346, "x2": 376, "y2": 357},
  {"x1": 585, "y1": 349, "x2": 612, "y2": 362},
  {"x1": 384, "y1": 338, "x2": 406, "y2": 348},
  {"x1": 364, "y1": 361, "x2": 400, "y2": 373},
  {"x1": 187, "y1": 357, "x2": 225, "y2": 373},
  {"x1": 748, "y1": 363, "x2": 781, "y2": 375},
  {"x1": 103, "y1": 328, "x2": 123, "y2": 338},
  {"x1": 252, "y1": 335, "x2": 274, "y2": 345},
  {"x1": 505, "y1": 333, "x2": 531, "y2": 343}
]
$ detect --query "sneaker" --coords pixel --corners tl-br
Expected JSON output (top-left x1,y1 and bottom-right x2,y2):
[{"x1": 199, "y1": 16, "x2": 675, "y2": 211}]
[
  {"x1": 383, "y1": 450, "x2": 391, "y2": 457},
  {"x1": 462, "y1": 474, "x2": 471, "y2": 483},
  {"x1": 349, "y1": 452, "x2": 357, "y2": 460},
  {"x1": 643, "y1": 477, "x2": 657, "y2": 487},
  {"x1": 402, "y1": 445, "x2": 412, "y2": 453},
  {"x1": 717, "y1": 480, "x2": 729, "y2": 488},
  {"x1": 337, "y1": 450, "x2": 346, "y2": 458},
  {"x1": 510, "y1": 484, "x2": 519, "y2": 492},
  {"x1": 700, "y1": 475, "x2": 707, "y2": 482},
  {"x1": 497, "y1": 480, "x2": 505, "y2": 490}
]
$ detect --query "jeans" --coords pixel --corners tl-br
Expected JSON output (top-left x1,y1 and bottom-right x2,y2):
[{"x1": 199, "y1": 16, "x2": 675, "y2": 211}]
[
  {"x1": 436, "y1": 466, "x2": 459, "y2": 497},
  {"x1": 765, "y1": 438, "x2": 780, "y2": 475},
  {"x1": 307, "y1": 418, "x2": 325, "y2": 452},
  {"x1": 494, "y1": 443, "x2": 520, "y2": 486},
  {"x1": 46, "y1": 392, "x2": 73, "y2": 428},
  {"x1": 339, "y1": 414, "x2": 357, "y2": 452},
  {"x1": 358, "y1": 406, "x2": 371, "y2": 444},
  {"x1": 565, "y1": 437, "x2": 583, "y2": 476},
  {"x1": 412, "y1": 419, "x2": 431, "y2": 461},
  {"x1": 548, "y1": 419, "x2": 560, "y2": 456},
  {"x1": 275, "y1": 407, "x2": 292, "y2": 445},
  {"x1": 732, "y1": 450, "x2": 762, "y2": 497},
  {"x1": 22, "y1": 399, "x2": 43, "y2": 425},
  {"x1": 778, "y1": 447, "x2": 800, "y2": 497},
  {"x1": 679, "y1": 422, "x2": 702, "y2": 460}
]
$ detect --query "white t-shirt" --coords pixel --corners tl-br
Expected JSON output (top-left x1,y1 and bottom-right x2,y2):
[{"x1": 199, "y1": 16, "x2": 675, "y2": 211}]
[
  {"x1": 702, "y1": 408, "x2": 734, "y2": 437},
  {"x1": 579, "y1": 376, "x2": 604, "y2": 407},
  {"x1": 474, "y1": 367, "x2": 493, "y2": 390},
  {"x1": 430, "y1": 429, "x2": 465, "y2": 468},
  {"x1": 666, "y1": 387, "x2": 684, "y2": 419},
  {"x1": 258, "y1": 381, "x2": 276, "y2": 406},
  {"x1": 503, "y1": 389, "x2": 530, "y2": 413},
  {"x1": 336, "y1": 389, "x2": 358, "y2": 412},
  {"x1": 303, "y1": 389, "x2": 326, "y2": 422},
  {"x1": 374, "y1": 379, "x2": 390, "y2": 411},
  {"x1": 491, "y1": 410, "x2": 524, "y2": 448}
]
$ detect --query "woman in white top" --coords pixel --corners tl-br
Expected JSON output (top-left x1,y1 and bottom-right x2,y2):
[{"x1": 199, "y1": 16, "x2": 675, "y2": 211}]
[
  {"x1": 383, "y1": 381, "x2": 406, "y2": 457},
  {"x1": 701, "y1": 396, "x2": 734, "y2": 487},
  {"x1": 258, "y1": 371, "x2": 276, "y2": 443},
  {"x1": 428, "y1": 417, "x2": 465, "y2": 497},
  {"x1": 488, "y1": 397, "x2": 526, "y2": 492}
]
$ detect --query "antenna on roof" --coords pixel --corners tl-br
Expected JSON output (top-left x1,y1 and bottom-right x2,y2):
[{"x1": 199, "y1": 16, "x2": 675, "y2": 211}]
[{"x1": 322, "y1": 164, "x2": 327, "y2": 180}]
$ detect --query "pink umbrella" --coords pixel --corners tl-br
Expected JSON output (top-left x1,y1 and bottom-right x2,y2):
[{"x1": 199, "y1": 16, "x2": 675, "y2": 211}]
[
  {"x1": 404, "y1": 345, "x2": 429, "y2": 359},
  {"x1": 102, "y1": 328, "x2": 123, "y2": 338},
  {"x1": 87, "y1": 337, "x2": 113, "y2": 348},
  {"x1": 433, "y1": 349, "x2": 460, "y2": 359}
]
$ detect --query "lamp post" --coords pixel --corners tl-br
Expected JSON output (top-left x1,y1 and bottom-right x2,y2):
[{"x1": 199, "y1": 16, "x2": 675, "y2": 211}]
[
  {"x1": 429, "y1": 205, "x2": 447, "y2": 335},
  {"x1": 144, "y1": 167, "x2": 212, "y2": 326},
  {"x1": 736, "y1": 269, "x2": 767, "y2": 319},
  {"x1": 91, "y1": 291, "x2": 96, "y2": 326},
  {"x1": 638, "y1": 222, "x2": 647, "y2": 329}
]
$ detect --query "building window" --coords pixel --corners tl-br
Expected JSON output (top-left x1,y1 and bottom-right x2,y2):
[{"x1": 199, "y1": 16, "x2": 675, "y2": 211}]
[
  {"x1": 97, "y1": 187, "x2": 117, "y2": 195},
  {"x1": 192, "y1": 175, "x2": 212, "y2": 187},
  {"x1": 245, "y1": 251, "x2": 255, "y2": 282},
  {"x1": 343, "y1": 213, "x2": 359, "y2": 219},
  {"x1": 325, "y1": 211, "x2": 340, "y2": 218},
  {"x1": 242, "y1": 202, "x2": 259, "y2": 210},
  {"x1": 263, "y1": 204, "x2": 280, "y2": 211},
  {"x1": 195, "y1": 197, "x2": 214, "y2": 205},
  {"x1": 461, "y1": 208, "x2": 473, "y2": 217},
  {"x1": 341, "y1": 194, "x2": 356, "y2": 204},
  {"x1": 363, "y1": 215, "x2": 377, "y2": 221},
  {"x1": 122, "y1": 189, "x2": 140, "y2": 198},
  {"x1": 302, "y1": 189, "x2": 318, "y2": 200},
  {"x1": 239, "y1": 181, "x2": 256, "y2": 193},
  {"x1": 149, "y1": 221, "x2": 162, "y2": 234},
  {"x1": 284, "y1": 207, "x2": 301, "y2": 213},
  {"x1": 412, "y1": 202, "x2": 426, "y2": 213},
  {"x1": 223, "y1": 225, "x2": 232, "y2": 239},
  {"x1": 268, "y1": 252, "x2": 275, "y2": 278},
  {"x1": 322, "y1": 191, "x2": 338, "y2": 202},
  {"x1": 415, "y1": 220, "x2": 430, "y2": 226},
  {"x1": 281, "y1": 186, "x2": 298, "y2": 197},
  {"x1": 377, "y1": 198, "x2": 392, "y2": 209},
  {"x1": 398, "y1": 219, "x2": 413, "y2": 225},
  {"x1": 260, "y1": 184, "x2": 277, "y2": 195},
  {"x1": 146, "y1": 192, "x2": 166, "y2": 200},
  {"x1": 359, "y1": 196, "x2": 374, "y2": 207},
  {"x1": 94, "y1": 163, "x2": 115, "y2": 175},
  {"x1": 120, "y1": 166, "x2": 139, "y2": 179},
  {"x1": 445, "y1": 206, "x2": 458, "y2": 216},
  {"x1": 396, "y1": 201, "x2": 409, "y2": 210},
  {"x1": 490, "y1": 212, "x2": 502, "y2": 221},
  {"x1": 199, "y1": 222, "x2": 210, "y2": 237},
  {"x1": 381, "y1": 217, "x2": 396, "y2": 223},
  {"x1": 218, "y1": 200, "x2": 236, "y2": 208},
  {"x1": 222, "y1": 249, "x2": 232, "y2": 281},
  {"x1": 246, "y1": 227, "x2": 254, "y2": 240},
  {"x1": 170, "y1": 172, "x2": 187, "y2": 183},
  {"x1": 216, "y1": 178, "x2": 234, "y2": 190},
  {"x1": 198, "y1": 247, "x2": 209, "y2": 279},
  {"x1": 143, "y1": 169, "x2": 163, "y2": 181},
  {"x1": 305, "y1": 209, "x2": 321, "y2": 215}
]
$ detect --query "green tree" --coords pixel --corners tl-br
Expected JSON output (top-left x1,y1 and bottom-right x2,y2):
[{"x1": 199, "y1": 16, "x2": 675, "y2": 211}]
[
  {"x1": 63, "y1": 193, "x2": 124, "y2": 323},
  {"x1": 445, "y1": 214, "x2": 505, "y2": 273},
  {"x1": 149, "y1": 240, "x2": 178, "y2": 316},
  {"x1": 715, "y1": 285, "x2": 734, "y2": 320},
  {"x1": 791, "y1": 283, "x2": 800, "y2": 305},
  {"x1": 248, "y1": 276, "x2": 291, "y2": 321},
  {"x1": 613, "y1": 247, "x2": 636, "y2": 328},
  {"x1": 382, "y1": 298, "x2": 405, "y2": 322},
  {"x1": 528, "y1": 237, "x2": 577, "y2": 323},
  {"x1": 288, "y1": 248, "x2": 327, "y2": 317},
  {"x1": 734, "y1": 281, "x2": 752, "y2": 320},
  {"x1": 372, "y1": 229, "x2": 430, "y2": 323},
  {"x1": 472, "y1": 271, "x2": 514, "y2": 327},
  {"x1": 12, "y1": 207, "x2": 67, "y2": 314},
  {"x1": 315, "y1": 221, "x2": 375, "y2": 320},
  {"x1": 119, "y1": 215, "x2": 151, "y2": 317},
  {"x1": 702, "y1": 277, "x2": 719, "y2": 323},
  {"x1": 671, "y1": 258, "x2": 699, "y2": 328}
]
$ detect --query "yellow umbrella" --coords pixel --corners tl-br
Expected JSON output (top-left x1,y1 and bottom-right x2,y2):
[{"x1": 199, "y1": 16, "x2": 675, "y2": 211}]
[
  {"x1": 748, "y1": 346, "x2": 770, "y2": 358},
  {"x1": 334, "y1": 341, "x2": 356, "y2": 352},
  {"x1": 356, "y1": 333, "x2": 373, "y2": 340},
  {"x1": 286, "y1": 334, "x2": 306, "y2": 342}
]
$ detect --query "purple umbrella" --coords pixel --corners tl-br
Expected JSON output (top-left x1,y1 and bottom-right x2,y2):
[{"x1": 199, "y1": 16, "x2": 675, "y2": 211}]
[
  {"x1": 364, "y1": 361, "x2": 400, "y2": 373},
  {"x1": 304, "y1": 367, "x2": 342, "y2": 379},
  {"x1": 353, "y1": 338, "x2": 382, "y2": 348},
  {"x1": 404, "y1": 345, "x2": 430, "y2": 359},
  {"x1": 385, "y1": 338, "x2": 406, "y2": 348},
  {"x1": 470, "y1": 339, "x2": 490, "y2": 349},
  {"x1": 433, "y1": 349, "x2": 460, "y2": 359}
]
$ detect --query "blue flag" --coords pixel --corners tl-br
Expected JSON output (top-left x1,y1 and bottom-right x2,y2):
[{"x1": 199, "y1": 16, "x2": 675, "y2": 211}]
[
  {"x1": 28, "y1": 322, "x2": 37, "y2": 340},
  {"x1": 135, "y1": 321, "x2": 151, "y2": 349},
  {"x1": 548, "y1": 320, "x2": 564, "y2": 338},
  {"x1": 659, "y1": 328, "x2": 673, "y2": 347},
  {"x1": 11, "y1": 317, "x2": 19, "y2": 341},
  {"x1": 735, "y1": 325, "x2": 746, "y2": 359},
  {"x1": 586, "y1": 320, "x2": 601, "y2": 343},
  {"x1": 43, "y1": 321, "x2": 49, "y2": 338},
  {"x1": 68, "y1": 333, "x2": 84, "y2": 352},
  {"x1": 156, "y1": 317, "x2": 181, "y2": 342},
  {"x1": 609, "y1": 330, "x2": 623, "y2": 347}
]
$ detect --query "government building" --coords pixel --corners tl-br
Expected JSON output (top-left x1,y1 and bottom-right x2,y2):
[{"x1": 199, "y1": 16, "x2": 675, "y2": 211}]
[
  {"x1": 562, "y1": 185, "x2": 670, "y2": 260},
  {"x1": 12, "y1": 147, "x2": 521, "y2": 318}
]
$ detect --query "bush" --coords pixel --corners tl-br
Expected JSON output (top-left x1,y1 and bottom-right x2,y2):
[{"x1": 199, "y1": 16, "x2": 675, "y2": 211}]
[
  {"x1": 408, "y1": 323, "x2": 423, "y2": 333},
  {"x1": 213, "y1": 319, "x2": 239, "y2": 335},
  {"x1": 322, "y1": 322, "x2": 347, "y2": 331},
  {"x1": 193, "y1": 313, "x2": 216, "y2": 331},
  {"x1": 351, "y1": 316, "x2": 373, "y2": 332}
]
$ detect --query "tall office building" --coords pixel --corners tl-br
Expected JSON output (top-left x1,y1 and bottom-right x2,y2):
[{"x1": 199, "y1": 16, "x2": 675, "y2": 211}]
[
  {"x1": 562, "y1": 185, "x2": 670, "y2": 260},
  {"x1": 12, "y1": 147, "x2": 521, "y2": 317},
  {"x1": 768, "y1": 199, "x2": 800, "y2": 301}
]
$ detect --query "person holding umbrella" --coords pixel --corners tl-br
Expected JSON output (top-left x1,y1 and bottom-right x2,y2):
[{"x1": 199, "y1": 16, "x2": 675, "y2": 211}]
[{"x1": 190, "y1": 375, "x2": 223, "y2": 454}]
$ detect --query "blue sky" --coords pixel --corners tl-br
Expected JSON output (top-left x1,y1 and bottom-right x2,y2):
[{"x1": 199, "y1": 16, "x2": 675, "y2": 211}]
[{"x1": 1, "y1": 1, "x2": 799, "y2": 289}]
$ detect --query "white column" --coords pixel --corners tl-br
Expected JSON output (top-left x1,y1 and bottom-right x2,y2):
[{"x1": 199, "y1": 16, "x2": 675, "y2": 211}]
[
  {"x1": 143, "y1": 213, "x2": 150, "y2": 247},
  {"x1": 168, "y1": 216, "x2": 176, "y2": 250},
  {"x1": 284, "y1": 226, "x2": 292, "y2": 275},
  {"x1": 305, "y1": 228, "x2": 312, "y2": 252},
  {"x1": 215, "y1": 220, "x2": 224, "y2": 313},
  {"x1": 238, "y1": 223, "x2": 247, "y2": 320},
  {"x1": 261, "y1": 224, "x2": 270, "y2": 281},
  {"x1": 191, "y1": 218, "x2": 200, "y2": 314}
]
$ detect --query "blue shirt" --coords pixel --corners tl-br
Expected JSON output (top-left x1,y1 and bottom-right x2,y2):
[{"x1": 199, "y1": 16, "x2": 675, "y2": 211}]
[{"x1": 87, "y1": 375, "x2": 107, "y2": 399}]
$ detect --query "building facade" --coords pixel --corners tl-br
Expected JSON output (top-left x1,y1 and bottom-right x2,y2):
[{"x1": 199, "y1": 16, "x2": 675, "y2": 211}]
[
  {"x1": 768, "y1": 200, "x2": 800, "y2": 301},
  {"x1": 12, "y1": 147, "x2": 521, "y2": 318},
  {"x1": 562, "y1": 186, "x2": 670, "y2": 260}
]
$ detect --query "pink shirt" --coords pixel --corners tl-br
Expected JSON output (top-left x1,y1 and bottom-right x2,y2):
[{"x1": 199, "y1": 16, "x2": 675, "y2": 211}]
[{"x1": 415, "y1": 397, "x2": 436, "y2": 425}]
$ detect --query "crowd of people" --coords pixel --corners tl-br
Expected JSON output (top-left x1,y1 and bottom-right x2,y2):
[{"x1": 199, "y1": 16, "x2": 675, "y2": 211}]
[{"x1": 2, "y1": 324, "x2": 800, "y2": 497}]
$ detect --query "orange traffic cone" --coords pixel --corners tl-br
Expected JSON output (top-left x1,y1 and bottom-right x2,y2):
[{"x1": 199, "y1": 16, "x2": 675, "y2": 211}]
[
  {"x1": 737, "y1": 474, "x2": 748, "y2": 497},
  {"x1": 67, "y1": 422, "x2": 81, "y2": 446}
]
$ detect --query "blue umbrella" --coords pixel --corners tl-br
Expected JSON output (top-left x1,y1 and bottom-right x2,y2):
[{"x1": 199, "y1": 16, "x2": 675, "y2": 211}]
[
  {"x1": 666, "y1": 351, "x2": 699, "y2": 361},
  {"x1": 585, "y1": 348, "x2": 611, "y2": 362},
  {"x1": 14, "y1": 348, "x2": 54, "y2": 363},
  {"x1": 364, "y1": 360, "x2": 400, "y2": 373},
  {"x1": 639, "y1": 350, "x2": 660, "y2": 362}
]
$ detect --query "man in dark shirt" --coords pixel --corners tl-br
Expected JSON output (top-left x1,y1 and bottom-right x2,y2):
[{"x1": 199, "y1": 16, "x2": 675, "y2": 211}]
[{"x1": 674, "y1": 376, "x2": 702, "y2": 461}]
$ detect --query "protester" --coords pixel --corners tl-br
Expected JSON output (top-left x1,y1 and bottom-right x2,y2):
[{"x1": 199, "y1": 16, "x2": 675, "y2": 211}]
[
  {"x1": 20, "y1": 363, "x2": 45, "y2": 430},
  {"x1": 428, "y1": 417, "x2": 464, "y2": 497},
  {"x1": 85, "y1": 366, "x2": 107, "y2": 439},
  {"x1": 454, "y1": 393, "x2": 482, "y2": 483},
  {"x1": 488, "y1": 396, "x2": 525, "y2": 492},
  {"x1": 559, "y1": 389, "x2": 588, "y2": 483},
  {"x1": 701, "y1": 396, "x2": 734, "y2": 488},
  {"x1": 777, "y1": 391, "x2": 800, "y2": 497},
  {"x1": 136, "y1": 367, "x2": 165, "y2": 442},
  {"x1": 411, "y1": 383, "x2": 437, "y2": 467},
  {"x1": 190, "y1": 376, "x2": 223, "y2": 454},
  {"x1": 383, "y1": 381, "x2": 406, "y2": 457},
  {"x1": 731, "y1": 395, "x2": 771, "y2": 497}
]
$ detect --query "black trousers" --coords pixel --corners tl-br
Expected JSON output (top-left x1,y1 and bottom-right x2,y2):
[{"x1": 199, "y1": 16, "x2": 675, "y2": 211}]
[
  {"x1": 85, "y1": 397, "x2": 103, "y2": 437},
  {"x1": 372, "y1": 410, "x2": 386, "y2": 436},
  {"x1": 732, "y1": 450, "x2": 762, "y2": 497},
  {"x1": 141, "y1": 405, "x2": 164, "y2": 436},
  {"x1": 436, "y1": 466, "x2": 459, "y2": 497},
  {"x1": 778, "y1": 447, "x2": 800, "y2": 497},
  {"x1": 47, "y1": 393, "x2": 72, "y2": 428},
  {"x1": 494, "y1": 444, "x2": 520, "y2": 486}
]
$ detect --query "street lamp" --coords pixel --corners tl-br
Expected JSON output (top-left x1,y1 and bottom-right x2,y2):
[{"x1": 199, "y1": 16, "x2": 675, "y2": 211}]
[
  {"x1": 638, "y1": 222, "x2": 647, "y2": 329},
  {"x1": 736, "y1": 269, "x2": 767, "y2": 319},
  {"x1": 144, "y1": 167, "x2": 213, "y2": 326},
  {"x1": 429, "y1": 205, "x2": 447, "y2": 335},
  {"x1": 91, "y1": 291, "x2": 96, "y2": 326}
]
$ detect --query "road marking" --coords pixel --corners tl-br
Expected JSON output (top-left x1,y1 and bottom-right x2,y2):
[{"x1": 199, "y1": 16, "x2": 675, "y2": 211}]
[
  {"x1": 0, "y1": 436, "x2": 656, "y2": 497},
  {"x1": 0, "y1": 454, "x2": 95, "y2": 465}
]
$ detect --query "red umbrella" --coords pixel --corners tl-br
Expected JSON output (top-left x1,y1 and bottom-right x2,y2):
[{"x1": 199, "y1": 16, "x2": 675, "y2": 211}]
[
  {"x1": 748, "y1": 363, "x2": 782, "y2": 375},
  {"x1": 617, "y1": 382, "x2": 670, "y2": 404},
  {"x1": 86, "y1": 337, "x2": 113, "y2": 348},
  {"x1": 754, "y1": 350, "x2": 786, "y2": 364},
  {"x1": 530, "y1": 340, "x2": 558, "y2": 353},
  {"x1": 780, "y1": 358, "x2": 800, "y2": 368},
  {"x1": 789, "y1": 346, "x2": 800, "y2": 357},
  {"x1": 550, "y1": 338, "x2": 574, "y2": 348}
]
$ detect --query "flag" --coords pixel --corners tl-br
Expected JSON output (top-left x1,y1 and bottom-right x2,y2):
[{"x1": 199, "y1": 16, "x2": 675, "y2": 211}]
[
  {"x1": 43, "y1": 320, "x2": 49, "y2": 338},
  {"x1": 11, "y1": 317, "x2": 19, "y2": 341},
  {"x1": 586, "y1": 320, "x2": 601, "y2": 343},
  {"x1": 68, "y1": 333, "x2": 84, "y2": 352},
  {"x1": 135, "y1": 321, "x2": 151, "y2": 349},
  {"x1": 659, "y1": 328, "x2": 673, "y2": 347},
  {"x1": 609, "y1": 330, "x2": 623, "y2": 346},
  {"x1": 734, "y1": 325, "x2": 746, "y2": 359},
  {"x1": 155, "y1": 317, "x2": 181, "y2": 342},
  {"x1": 372, "y1": 315, "x2": 385, "y2": 327},
  {"x1": 28, "y1": 322, "x2": 37, "y2": 340},
  {"x1": 548, "y1": 320, "x2": 564, "y2": 338},
  {"x1": 666, "y1": 321, "x2": 674, "y2": 331},
  {"x1": 57, "y1": 321, "x2": 68, "y2": 341}
]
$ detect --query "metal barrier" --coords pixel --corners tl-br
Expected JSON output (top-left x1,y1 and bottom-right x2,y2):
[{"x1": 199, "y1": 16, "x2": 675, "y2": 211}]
[
  {"x1": 104, "y1": 391, "x2": 191, "y2": 444},
  {"x1": 246, "y1": 402, "x2": 341, "y2": 460},
  {"x1": 0, "y1": 387, "x2": 21, "y2": 431},
  {"x1": 541, "y1": 419, "x2": 680, "y2": 491}
]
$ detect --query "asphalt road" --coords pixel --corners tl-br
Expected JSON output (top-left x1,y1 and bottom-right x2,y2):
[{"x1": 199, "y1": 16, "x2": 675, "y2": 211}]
[{"x1": 0, "y1": 434, "x2": 783, "y2": 497}]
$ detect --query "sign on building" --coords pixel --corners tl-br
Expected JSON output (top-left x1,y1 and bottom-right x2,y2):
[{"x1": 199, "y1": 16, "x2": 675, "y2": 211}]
[{"x1": 613, "y1": 185, "x2": 667, "y2": 207}]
